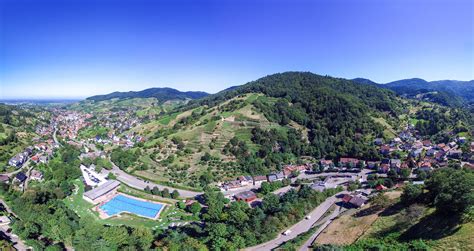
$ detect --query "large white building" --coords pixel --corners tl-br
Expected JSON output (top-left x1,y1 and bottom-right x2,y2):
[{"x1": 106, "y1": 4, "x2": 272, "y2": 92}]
[{"x1": 83, "y1": 180, "x2": 120, "y2": 204}]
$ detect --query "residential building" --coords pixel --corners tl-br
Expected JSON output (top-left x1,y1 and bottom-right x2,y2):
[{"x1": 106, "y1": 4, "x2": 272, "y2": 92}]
[
  {"x1": 30, "y1": 170, "x2": 43, "y2": 181},
  {"x1": 15, "y1": 172, "x2": 27, "y2": 183},
  {"x1": 267, "y1": 172, "x2": 285, "y2": 182},
  {"x1": 252, "y1": 176, "x2": 267, "y2": 186},
  {"x1": 349, "y1": 196, "x2": 367, "y2": 208},
  {"x1": 234, "y1": 191, "x2": 257, "y2": 202}
]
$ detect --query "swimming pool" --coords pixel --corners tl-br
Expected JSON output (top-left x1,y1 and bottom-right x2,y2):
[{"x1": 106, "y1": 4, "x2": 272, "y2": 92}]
[{"x1": 100, "y1": 194, "x2": 164, "y2": 219}]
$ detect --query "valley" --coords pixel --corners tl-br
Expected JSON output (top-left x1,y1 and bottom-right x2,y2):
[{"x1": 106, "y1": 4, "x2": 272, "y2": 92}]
[{"x1": 0, "y1": 72, "x2": 473, "y2": 250}]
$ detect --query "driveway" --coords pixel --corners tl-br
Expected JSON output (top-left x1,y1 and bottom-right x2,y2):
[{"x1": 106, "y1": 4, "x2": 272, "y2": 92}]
[{"x1": 245, "y1": 193, "x2": 342, "y2": 251}]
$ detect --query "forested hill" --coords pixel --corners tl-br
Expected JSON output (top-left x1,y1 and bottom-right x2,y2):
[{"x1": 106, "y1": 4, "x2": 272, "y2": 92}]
[
  {"x1": 385, "y1": 78, "x2": 474, "y2": 103},
  {"x1": 352, "y1": 77, "x2": 474, "y2": 106},
  {"x1": 86, "y1": 87, "x2": 209, "y2": 102},
  {"x1": 185, "y1": 72, "x2": 405, "y2": 159},
  {"x1": 190, "y1": 72, "x2": 403, "y2": 115}
]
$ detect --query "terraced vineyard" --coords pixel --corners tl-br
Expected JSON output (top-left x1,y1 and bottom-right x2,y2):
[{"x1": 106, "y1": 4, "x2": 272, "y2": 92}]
[{"x1": 131, "y1": 93, "x2": 299, "y2": 187}]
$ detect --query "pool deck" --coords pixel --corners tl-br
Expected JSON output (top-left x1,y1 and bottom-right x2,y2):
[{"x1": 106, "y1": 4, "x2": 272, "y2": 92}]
[{"x1": 95, "y1": 192, "x2": 167, "y2": 220}]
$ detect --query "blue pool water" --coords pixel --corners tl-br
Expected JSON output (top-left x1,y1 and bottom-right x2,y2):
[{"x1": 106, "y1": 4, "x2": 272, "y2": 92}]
[{"x1": 100, "y1": 194, "x2": 163, "y2": 218}]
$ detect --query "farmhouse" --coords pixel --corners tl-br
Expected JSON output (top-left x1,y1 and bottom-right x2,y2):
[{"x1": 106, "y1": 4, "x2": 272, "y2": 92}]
[{"x1": 83, "y1": 180, "x2": 120, "y2": 204}]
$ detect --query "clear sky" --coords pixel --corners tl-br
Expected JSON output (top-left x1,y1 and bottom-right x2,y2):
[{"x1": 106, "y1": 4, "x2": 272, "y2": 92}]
[{"x1": 0, "y1": 0, "x2": 473, "y2": 99}]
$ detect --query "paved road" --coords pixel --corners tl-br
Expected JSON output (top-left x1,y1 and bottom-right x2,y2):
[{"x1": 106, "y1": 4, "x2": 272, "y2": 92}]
[
  {"x1": 222, "y1": 169, "x2": 372, "y2": 197},
  {"x1": 0, "y1": 199, "x2": 30, "y2": 250},
  {"x1": 1, "y1": 159, "x2": 32, "y2": 178},
  {"x1": 53, "y1": 128, "x2": 61, "y2": 146},
  {"x1": 245, "y1": 193, "x2": 342, "y2": 251},
  {"x1": 103, "y1": 162, "x2": 202, "y2": 198},
  {"x1": 299, "y1": 205, "x2": 342, "y2": 251},
  {"x1": 23, "y1": 165, "x2": 35, "y2": 190},
  {"x1": 0, "y1": 225, "x2": 31, "y2": 251}
]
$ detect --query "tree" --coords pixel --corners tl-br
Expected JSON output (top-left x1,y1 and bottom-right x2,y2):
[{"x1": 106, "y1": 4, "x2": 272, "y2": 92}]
[
  {"x1": 417, "y1": 170, "x2": 427, "y2": 180},
  {"x1": 201, "y1": 152, "x2": 212, "y2": 162},
  {"x1": 0, "y1": 240, "x2": 14, "y2": 251},
  {"x1": 207, "y1": 223, "x2": 229, "y2": 249},
  {"x1": 370, "y1": 193, "x2": 390, "y2": 210},
  {"x1": 151, "y1": 187, "x2": 160, "y2": 195},
  {"x1": 261, "y1": 193, "x2": 280, "y2": 214},
  {"x1": 161, "y1": 188, "x2": 170, "y2": 198},
  {"x1": 202, "y1": 189, "x2": 226, "y2": 221},
  {"x1": 260, "y1": 182, "x2": 272, "y2": 194},
  {"x1": 347, "y1": 181, "x2": 360, "y2": 191},
  {"x1": 102, "y1": 226, "x2": 129, "y2": 248},
  {"x1": 387, "y1": 169, "x2": 398, "y2": 180},
  {"x1": 187, "y1": 202, "x2": 202, "y2": 214},
  {"x1": 177, "y1": 201, "x2": 186, "y2": 209},
  {"x1": 401, "y1": 184, "x2": 423, "y2": 205},
  {"x1": 106, "y1": 173, "x2": 117, "y2": 183},
  {"x1": 425, "y1": 168, "x2": 474, "y2": 214},
  {"x1": 144, "y1": 186, "x2": 151, "y2": 193},
  {"x1": 400, "y1": 168, "x2": 411, "y2": 179},
  {"x1": 130, "y1": 227, "x2": 153, "y2": 250},
  {"x1": 171, "y1": 190, "x2": 180, "y2": 199}
]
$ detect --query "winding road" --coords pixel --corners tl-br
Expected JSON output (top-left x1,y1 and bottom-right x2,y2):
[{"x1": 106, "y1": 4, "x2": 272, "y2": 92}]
[
  {"x1": 53, "y1": 128, "x2": 61, "y2": 146},
  {"x1": 0, "y1": 199, "x2": 30, "y2": 250},
  {"x1": 102, "y1": 162, "x2": 203, "y2": 198},
  {"x1": 245, "y1": 192, "x2": 343, "y2": 251},
  {"x1": 299, "y1": 204, "x2": 342, "y2": 251}
]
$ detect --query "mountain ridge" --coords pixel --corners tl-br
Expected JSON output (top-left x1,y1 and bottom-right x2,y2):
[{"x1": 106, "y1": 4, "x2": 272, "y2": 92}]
[
  {"x1": 86, "y1": 87, "x2": 209, "y2": 102},
  {"x1": 351, "y1": 77, "x2": 474, "y2": 106}
]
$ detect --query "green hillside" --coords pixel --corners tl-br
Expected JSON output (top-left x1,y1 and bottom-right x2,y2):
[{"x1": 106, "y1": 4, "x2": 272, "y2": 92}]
[
  {"x1": 106, "y1": 72, "x2": 472, "y2": 190},
  {"x1": 0, "y1": 104, "x2": 45, "y2": 169},
  {"x1": 119, "y1": 73, "x2": 407, "y2": 188}
]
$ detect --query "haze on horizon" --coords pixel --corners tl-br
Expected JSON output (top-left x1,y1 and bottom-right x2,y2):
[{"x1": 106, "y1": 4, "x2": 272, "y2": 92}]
[{"x1": 0, "y1": 0, "x2": 473, "y2": 99}]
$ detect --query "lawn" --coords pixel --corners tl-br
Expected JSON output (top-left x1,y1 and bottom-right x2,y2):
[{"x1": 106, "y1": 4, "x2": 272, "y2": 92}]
[{"x1": 64, "y1": 179, "x2": 192, "y2": 230}]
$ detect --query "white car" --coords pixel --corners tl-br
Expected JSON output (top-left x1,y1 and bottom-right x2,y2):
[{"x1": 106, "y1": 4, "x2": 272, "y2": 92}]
[
  {"x1": 305, "y1": 215, "x2": 312, "y2": 220},
  {"x1": 283, "y1": 230, "x2": 292, "y2": 236}
]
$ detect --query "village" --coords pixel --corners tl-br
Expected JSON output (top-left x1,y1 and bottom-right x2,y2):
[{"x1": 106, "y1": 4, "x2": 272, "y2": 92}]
[
  {"x1": 216, "y1": 123, "x2": 474, "y2": 208},
  {"x1": 4, "y1": 106, "x2": 474, "y2": 209},
  {"x1": 1, "y1": 105, "x2": 473, "y2": 251}
]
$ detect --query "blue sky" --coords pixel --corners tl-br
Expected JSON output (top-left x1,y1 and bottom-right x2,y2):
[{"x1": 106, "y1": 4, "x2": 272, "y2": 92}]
[{"x1": 0, "y1": 0, "x2": 472, "y2": 99}]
